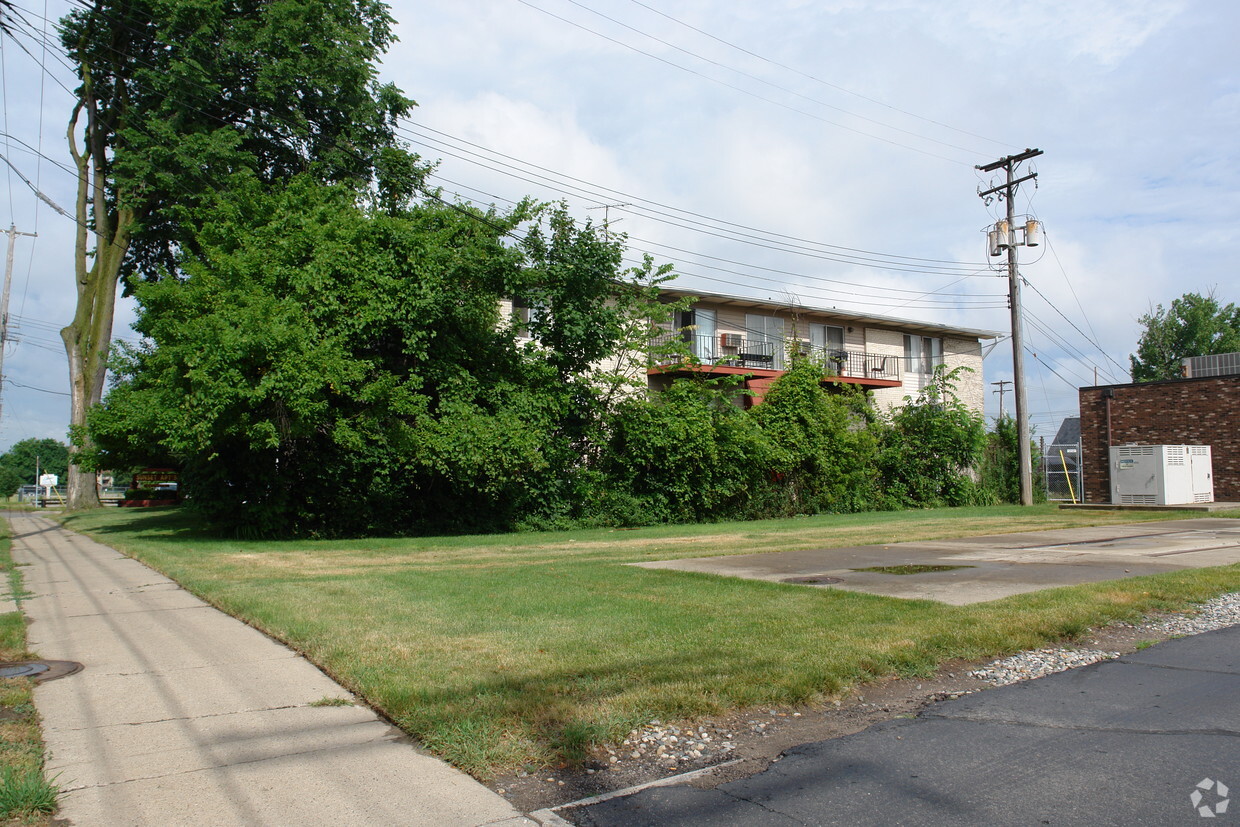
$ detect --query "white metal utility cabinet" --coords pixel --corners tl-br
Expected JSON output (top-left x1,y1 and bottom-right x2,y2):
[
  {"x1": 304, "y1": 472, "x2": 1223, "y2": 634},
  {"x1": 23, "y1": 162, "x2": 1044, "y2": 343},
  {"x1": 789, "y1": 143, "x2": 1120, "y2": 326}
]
[{"x1": 1110, "y1": 444, "x2": 1213, "y2": 505}]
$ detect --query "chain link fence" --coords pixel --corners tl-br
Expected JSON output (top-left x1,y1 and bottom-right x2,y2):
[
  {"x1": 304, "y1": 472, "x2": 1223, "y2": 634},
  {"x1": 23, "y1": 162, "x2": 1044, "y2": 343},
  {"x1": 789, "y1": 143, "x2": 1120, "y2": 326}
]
[{"x1": 1042, "y1": 442, "x2": 1083, "y2": 502}]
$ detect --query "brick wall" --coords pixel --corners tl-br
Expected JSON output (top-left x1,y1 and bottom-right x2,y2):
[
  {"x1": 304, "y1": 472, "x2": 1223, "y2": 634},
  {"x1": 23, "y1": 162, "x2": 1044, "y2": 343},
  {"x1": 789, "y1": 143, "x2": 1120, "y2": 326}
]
[{"x1": 1079, "y1": 375, "x2": 1240, "y2": 503}]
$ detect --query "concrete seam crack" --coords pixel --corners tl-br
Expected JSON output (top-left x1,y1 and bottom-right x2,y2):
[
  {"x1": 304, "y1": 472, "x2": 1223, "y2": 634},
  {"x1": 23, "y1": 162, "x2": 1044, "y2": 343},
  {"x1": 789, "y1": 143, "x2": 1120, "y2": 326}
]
[{"x1": 46, "y1": 703, "x2": 311, "y2": 732}]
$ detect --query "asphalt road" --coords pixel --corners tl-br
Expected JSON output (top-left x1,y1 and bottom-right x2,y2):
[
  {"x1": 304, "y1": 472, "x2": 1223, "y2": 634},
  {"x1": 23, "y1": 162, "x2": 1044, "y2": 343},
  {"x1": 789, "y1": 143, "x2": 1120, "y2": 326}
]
[{"x1": 569, "y1": 625, "x2": 1240, "y2": 826}]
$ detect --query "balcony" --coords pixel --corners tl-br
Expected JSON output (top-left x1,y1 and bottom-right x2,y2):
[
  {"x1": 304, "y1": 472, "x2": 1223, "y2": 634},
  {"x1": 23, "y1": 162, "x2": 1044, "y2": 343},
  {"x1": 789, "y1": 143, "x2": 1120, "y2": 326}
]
[{"x1": 650, "y1": 332, "x2": 902, "y2": 385}]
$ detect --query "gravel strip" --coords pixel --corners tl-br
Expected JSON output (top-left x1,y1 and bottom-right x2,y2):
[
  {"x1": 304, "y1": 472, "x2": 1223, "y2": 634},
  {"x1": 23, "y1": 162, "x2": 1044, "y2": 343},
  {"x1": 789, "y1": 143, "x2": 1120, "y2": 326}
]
[{"x1": 970, "y1": 591, "x2": 1240, "y2": 686}]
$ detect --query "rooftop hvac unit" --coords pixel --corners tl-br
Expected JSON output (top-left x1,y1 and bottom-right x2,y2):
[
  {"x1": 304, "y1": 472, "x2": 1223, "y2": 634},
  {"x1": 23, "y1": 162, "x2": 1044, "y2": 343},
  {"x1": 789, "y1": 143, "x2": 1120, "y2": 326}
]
[{"x1": 1110, "y1": 445, "x2": 1213, "y2": 505}]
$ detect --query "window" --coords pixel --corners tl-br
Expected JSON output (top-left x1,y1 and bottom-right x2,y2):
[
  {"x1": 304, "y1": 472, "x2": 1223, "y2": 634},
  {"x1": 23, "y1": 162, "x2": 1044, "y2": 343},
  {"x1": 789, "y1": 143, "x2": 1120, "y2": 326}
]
[
  {"x1": 809, "y1": 323, "x2": 845, "y2": 354},
  {"x1": 904, "y1": 334, "x2": 943, "y2": 374},
  {"x1": 745, "y1": 314, "x2": 785, "y2": 369},
  {"x1": 513, "y1": 296, "x2": 547, "y2": 339},
  {"x1": 674, "y1": 308, "x2": 717, "y2": 361}
]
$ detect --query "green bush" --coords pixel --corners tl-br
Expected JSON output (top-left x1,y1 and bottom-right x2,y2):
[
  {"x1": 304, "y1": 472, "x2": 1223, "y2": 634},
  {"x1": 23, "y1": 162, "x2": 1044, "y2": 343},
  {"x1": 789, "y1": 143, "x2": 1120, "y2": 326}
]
[
  {"x1": 976, "y1": 415, "x2": 1046, "y2": 505},
  {"x1": 877, "y1": 367, "x2": 986, "y2": 508},
  {"x1": 751, "y1": 359, "x2": 881, "y2": 516},
  {"x1": 597, "y1": 378, "x2": 776, "y2": 524}
]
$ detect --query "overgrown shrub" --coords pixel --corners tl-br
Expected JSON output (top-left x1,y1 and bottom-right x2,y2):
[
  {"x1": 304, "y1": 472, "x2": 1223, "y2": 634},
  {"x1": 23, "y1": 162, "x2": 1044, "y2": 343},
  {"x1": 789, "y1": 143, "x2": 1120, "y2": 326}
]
[
  {"x1": 976, "y1": 414, "x2": 1046, "y2": 505},
  {"x1": 595, "y1": 378, "x2": 776, "y2": 524},
  {"x1": 877, "y1": 367, "x2": 986, "y2": 508},
  {"x1": 750, "y1": 359, "x2": 881, "y2": 515}
]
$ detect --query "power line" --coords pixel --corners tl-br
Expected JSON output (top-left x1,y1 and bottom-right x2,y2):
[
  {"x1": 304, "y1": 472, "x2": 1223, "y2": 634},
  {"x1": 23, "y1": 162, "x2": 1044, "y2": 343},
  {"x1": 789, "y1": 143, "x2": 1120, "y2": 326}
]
[
  {"x1": 561, "y1": 0, "x2": 989, "y2": 157},
  {"x1": 6, "y1": 378, "x2": 67, "y2": 396},
  {"x1": 624, "y1": 0, "x2": 1013, "y2": 150},
  {"x1": 14, "y1": 0, "x2": 1001, "y2": 294},
  {"x1": 1038, "y1": 232, "x2": 1130, "y2": 378},
  {"x1": 1023, "y1": 344, "x2": 1082, "y2": 393},
  {"x1": 426, "y1": 173, "x2": 1008, "y2": 312},
  {"x1": 512, "y1": 0, "x2": 972, "y2": 166},
  {"x1": 1022, "y1": 306, "x2": 1120, "y2": 385},
  {"x1": 401, "y1": 121, "x2": 990, "y2": 270},
  {"x1": 9, "y1": 0, "x2": 1010, "y2": 327}
]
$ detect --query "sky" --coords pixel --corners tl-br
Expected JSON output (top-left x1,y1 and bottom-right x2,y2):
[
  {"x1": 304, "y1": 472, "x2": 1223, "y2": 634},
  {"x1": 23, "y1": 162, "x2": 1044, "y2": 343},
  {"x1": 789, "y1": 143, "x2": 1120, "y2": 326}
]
[{"x1": 0, "y1": 0, "x2": 1237, "y2": 452}]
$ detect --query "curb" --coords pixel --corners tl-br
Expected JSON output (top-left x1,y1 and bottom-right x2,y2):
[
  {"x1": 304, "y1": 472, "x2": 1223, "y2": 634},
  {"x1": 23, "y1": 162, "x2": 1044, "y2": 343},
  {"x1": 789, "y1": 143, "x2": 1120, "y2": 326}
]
[{"x1": 527, "y1": 758, "x2": 745, "y2": 824}]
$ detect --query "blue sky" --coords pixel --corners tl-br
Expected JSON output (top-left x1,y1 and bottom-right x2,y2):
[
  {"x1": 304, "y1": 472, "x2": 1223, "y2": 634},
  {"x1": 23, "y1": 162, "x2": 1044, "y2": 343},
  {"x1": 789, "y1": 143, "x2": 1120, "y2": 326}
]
[{"x1": 1, "y1": 0, "x2": 1237, "y2": 450}]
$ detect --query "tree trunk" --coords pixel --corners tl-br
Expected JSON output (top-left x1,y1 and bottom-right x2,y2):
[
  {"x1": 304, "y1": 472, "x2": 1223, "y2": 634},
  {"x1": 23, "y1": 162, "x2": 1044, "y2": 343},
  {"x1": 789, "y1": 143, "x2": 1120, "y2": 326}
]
[{"x1": 62, "y1": 95, "x2": 131, "y2": 510}]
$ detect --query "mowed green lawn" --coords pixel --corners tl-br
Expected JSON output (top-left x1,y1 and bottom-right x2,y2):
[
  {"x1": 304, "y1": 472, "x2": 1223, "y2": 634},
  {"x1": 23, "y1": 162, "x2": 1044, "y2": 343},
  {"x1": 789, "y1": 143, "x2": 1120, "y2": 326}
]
[{"x1": 59, "y1": 505, "x2": 1240, "y2": 777}]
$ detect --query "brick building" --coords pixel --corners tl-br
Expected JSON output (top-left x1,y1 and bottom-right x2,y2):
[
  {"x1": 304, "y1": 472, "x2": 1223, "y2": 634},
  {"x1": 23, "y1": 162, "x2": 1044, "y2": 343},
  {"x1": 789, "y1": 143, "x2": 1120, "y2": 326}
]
[{"x1": 1079, "y1": 374, "x2": 1240, "y2": 503}]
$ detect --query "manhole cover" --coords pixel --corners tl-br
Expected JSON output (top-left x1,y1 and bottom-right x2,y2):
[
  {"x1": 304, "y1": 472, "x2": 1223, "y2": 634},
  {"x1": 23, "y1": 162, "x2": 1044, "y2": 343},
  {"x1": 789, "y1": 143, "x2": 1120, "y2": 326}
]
[
  {"x1": 0, "y1": 661, "x2": 83, "y2": 682},
  {"x1": 783, "y1": 575, "x2": 844, "y2": 585},
  {"x1": 852, "y1": 564, "x2": 975, "y2": 575}
]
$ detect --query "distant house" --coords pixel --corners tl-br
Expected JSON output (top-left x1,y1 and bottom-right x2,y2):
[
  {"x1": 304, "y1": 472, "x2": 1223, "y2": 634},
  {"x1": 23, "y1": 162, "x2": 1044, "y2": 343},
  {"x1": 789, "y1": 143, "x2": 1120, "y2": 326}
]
[
  {"x1": 645, "y1": 288, "x2": 998, "y2": 412},
  {"x1": 1079, "y1": 353, "x2": 1240, "y2": 503}
]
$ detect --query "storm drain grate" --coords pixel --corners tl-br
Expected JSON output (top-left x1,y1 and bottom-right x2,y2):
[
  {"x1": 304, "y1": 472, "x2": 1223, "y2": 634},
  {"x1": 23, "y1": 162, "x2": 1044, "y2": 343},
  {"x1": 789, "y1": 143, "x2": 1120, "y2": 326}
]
[
  {"x1": 0, "y1": 661, "x2": 83, "y2": 682},
  {"x1": 782, "y1": 575, "x2": 844, "y2": 585}
]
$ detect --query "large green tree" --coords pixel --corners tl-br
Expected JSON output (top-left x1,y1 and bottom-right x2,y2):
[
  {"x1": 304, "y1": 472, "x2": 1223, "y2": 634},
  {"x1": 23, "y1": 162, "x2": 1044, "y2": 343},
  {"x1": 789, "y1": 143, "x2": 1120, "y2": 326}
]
[
  {"x1": 60, "y1": 0, "x2": 414, "y2": 508},
  {"x1": 1130, "y1": 292, "x2": 1240, "y2": 382},
  {"x1": 85, "y1": 182, "x2": 653, "y2": 536},
  {"x1": 0, "y1": 438, "x2": 69, "y2": 486}
]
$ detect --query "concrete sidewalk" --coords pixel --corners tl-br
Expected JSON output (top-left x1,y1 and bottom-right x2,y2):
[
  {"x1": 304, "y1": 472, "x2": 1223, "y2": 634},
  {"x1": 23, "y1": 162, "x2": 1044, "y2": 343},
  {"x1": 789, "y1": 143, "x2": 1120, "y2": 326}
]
[{"x1": 7, "y1": 513, "x2": 533, "y2": 826}]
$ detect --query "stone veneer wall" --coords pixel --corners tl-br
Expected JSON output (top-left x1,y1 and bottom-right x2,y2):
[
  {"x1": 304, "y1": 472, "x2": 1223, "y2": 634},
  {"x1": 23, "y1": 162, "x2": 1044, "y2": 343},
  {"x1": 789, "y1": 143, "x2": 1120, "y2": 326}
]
[{"x1": 1078, "y1": 375, "x2": 1240, "y2": 503}]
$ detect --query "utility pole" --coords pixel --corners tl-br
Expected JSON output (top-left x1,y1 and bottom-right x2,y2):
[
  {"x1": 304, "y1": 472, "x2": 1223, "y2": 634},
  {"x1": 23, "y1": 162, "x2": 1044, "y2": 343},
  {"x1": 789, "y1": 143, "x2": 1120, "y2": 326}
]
[
  {"x1": 991, "y1": 379, "x2": 1012, "y2": 421},
  {"x1": 977, "y1": 149, "x2": 1042, "y2": 506},
  {"x1": 0, "y1": 226, "x2": 37, "y2": 430}
]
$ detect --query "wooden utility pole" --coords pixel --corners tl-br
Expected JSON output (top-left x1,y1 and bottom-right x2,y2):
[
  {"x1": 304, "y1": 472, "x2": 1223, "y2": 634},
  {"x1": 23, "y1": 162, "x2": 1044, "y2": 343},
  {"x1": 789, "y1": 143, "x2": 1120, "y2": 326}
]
[
  {"x1": 977, "y1": 149, "x2": 1042, "y2": 506},
  {"x1": 991, "y1": 379, "x2": 1012, "y2": 421},
  {"x1": 0, "y1": 225, "x2": 37, "y2": 429}
]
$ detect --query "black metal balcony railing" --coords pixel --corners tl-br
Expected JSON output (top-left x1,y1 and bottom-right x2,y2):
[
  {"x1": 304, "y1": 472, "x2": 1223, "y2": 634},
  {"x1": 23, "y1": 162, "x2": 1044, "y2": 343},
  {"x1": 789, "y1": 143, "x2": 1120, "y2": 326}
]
[{"x1": 650, "y1": 332, "x2": 902, "y2": 382}]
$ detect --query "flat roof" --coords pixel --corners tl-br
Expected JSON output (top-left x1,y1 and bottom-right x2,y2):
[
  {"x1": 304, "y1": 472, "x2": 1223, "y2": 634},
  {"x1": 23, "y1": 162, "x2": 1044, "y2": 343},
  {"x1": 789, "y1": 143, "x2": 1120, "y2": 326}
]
[{"x1": 660, "y1": 286, "x2": 1002, "y2": 340}]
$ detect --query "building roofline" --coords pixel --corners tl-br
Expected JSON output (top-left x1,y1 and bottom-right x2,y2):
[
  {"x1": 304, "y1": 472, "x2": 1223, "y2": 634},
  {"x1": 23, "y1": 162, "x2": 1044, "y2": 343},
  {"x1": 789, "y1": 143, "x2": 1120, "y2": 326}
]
[
  {"x1": 1082, "y1": 373, "x2": 1240, "y2": 392},
  {"x1": 659, "y1": 286, "x2": 1002, "y2": 340}
]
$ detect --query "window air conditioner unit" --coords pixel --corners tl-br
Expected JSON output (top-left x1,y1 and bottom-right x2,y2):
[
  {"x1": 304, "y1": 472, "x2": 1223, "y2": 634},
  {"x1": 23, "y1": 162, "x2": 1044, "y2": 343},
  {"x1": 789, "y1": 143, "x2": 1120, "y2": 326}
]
[
  {"x1": 1110, "y1": 444, "x2": 1213, "y2": 505},
  {"x1": 720, "y1": 333, "x2": 743, "y2": 348}
]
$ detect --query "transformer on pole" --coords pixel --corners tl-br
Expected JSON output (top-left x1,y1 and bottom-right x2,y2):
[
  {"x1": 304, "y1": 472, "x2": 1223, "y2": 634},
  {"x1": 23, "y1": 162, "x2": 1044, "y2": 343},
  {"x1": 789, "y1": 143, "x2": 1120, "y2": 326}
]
[{"x1": 977, "y1": 148, "x2": 1043, "y2": 506}]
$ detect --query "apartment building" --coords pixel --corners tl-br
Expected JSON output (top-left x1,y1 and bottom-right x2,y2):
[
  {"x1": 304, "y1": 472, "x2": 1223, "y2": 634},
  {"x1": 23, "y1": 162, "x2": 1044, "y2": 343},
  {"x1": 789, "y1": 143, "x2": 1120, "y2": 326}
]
[{"x1": 647, "y1": 288, "x2": 998, "y2": 412}]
